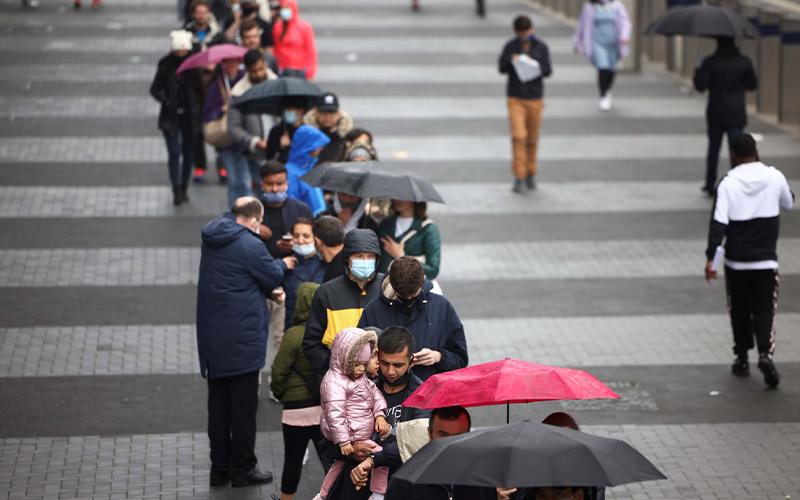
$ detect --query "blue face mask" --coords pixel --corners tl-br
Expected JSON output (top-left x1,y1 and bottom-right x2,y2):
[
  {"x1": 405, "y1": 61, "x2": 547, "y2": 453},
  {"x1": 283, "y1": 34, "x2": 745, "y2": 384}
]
[
  {"x1": 293, "y1": 242, "x2": 316, "y2": 257},
  {"x1": 262, "y1": 190, "x2": 288, "y2": 204},
  {"x1": 282, "y1": 110, "x2": 297, "y2": 124},
  {"x1": 280, "y1": 7, "x2": 293, "y2": 20},
  {"x1": 350, "y1": 258, "x2": 376, "y2": 280}
]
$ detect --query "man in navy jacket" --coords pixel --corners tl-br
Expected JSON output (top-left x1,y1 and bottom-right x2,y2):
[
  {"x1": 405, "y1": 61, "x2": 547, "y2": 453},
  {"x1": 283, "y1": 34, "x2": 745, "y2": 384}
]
[
  {"x1": 358, "y1": 257, "x2": 468, "y2": 381},
  {"x1": 196, "y1": 197, "x2": 296, "y2": 488}
]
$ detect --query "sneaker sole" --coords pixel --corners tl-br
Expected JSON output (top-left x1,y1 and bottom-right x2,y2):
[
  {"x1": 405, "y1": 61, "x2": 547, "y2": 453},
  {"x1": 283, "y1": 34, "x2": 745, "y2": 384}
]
[{"x1": 758, "y1": 360, "x2": 780, "y2": 388}]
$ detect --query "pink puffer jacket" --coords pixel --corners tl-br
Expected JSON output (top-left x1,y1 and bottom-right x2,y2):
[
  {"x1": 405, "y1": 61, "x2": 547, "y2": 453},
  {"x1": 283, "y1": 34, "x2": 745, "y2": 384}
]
[{"x1": 320, "y1": 327, "x2": 387, "y2": 445}]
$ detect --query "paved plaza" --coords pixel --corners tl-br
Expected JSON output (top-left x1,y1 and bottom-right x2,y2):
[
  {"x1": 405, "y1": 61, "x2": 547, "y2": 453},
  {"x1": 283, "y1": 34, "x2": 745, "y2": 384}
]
[{"x1": 1, "y1": 0, "x2": 800, "y2": 498}]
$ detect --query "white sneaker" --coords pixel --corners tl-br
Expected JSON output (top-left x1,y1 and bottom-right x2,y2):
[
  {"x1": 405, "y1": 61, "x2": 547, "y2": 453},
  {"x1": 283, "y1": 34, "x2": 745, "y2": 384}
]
[{"x1": 599, "y1": 94, "x2": 612, "y2": 111}]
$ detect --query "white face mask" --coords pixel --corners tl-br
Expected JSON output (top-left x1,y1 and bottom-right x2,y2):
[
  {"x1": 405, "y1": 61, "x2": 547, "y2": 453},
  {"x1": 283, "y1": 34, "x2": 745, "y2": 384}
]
[
  {"x1": 251, "y1": 221, "x2": 261, "y2": 235},
  {"x1": 280, "y1": 7, "x2": 292, "y2": 20}
]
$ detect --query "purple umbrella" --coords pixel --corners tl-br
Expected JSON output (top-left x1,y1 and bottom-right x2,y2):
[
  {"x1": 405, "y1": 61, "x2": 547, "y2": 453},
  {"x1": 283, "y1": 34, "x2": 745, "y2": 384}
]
[{"x1": 176, "y1": 44, "x2": 247, "y2": 75}]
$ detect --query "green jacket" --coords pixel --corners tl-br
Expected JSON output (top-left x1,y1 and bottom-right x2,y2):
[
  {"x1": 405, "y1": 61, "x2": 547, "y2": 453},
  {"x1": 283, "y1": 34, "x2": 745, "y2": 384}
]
[
  {"x1": 271, "y1": 282, "x2": 320, "y2": 408},
  {"x1": 377, "y1": 215, "x2": 441, "y2": 279}
]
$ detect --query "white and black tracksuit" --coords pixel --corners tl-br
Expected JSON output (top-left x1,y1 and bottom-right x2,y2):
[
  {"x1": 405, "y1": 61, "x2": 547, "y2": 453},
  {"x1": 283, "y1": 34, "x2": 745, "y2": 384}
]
[{"x1": 706, "y1": 161, "x2": 794, "y2": 358}]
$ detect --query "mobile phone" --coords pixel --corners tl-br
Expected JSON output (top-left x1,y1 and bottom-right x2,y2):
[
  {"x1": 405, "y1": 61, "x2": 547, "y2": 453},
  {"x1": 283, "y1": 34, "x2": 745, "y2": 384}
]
[{"x1": 281, "y1": 234, "x2": 293, "y2": 241}]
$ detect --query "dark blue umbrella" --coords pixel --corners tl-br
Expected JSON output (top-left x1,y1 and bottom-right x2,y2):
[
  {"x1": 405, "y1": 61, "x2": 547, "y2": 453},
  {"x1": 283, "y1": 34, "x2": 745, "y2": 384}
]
[{"x1": 231, "y1": 76, "x2": 323, "y2": 115}]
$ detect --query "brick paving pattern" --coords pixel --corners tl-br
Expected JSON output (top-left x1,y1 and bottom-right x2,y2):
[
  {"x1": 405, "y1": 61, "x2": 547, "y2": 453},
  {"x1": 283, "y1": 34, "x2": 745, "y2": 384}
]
[{"x1": 0, "y1": 0, "x2": 799, "y2": 498}]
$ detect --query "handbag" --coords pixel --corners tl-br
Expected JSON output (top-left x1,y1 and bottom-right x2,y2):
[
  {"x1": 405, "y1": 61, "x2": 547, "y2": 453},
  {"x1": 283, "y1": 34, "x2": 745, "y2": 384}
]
[{"x1": 202, "y1": 77, "x2": 233, "y2": 149}]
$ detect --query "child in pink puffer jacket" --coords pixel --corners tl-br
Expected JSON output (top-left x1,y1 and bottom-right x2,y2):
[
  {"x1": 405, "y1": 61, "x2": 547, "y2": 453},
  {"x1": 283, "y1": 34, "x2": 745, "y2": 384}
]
[{"x1": 318, "y1": 327, "x2": 390, "y2": 500}]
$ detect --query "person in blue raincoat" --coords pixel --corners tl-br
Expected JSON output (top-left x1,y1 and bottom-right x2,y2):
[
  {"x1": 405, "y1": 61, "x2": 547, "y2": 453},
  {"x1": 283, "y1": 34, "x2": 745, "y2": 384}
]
[{"x1": 285, "y1": 124, "x2": 330, "y2": 215}]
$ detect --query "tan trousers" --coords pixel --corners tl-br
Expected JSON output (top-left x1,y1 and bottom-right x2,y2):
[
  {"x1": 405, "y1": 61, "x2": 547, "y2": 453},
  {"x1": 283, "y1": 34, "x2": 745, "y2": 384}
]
[
  {"x1": 507, "y1": 97, "x2": 544, "y2": 179},
  {"x1": 264, "y1": 297, "x2": 285, "y2": 374}
]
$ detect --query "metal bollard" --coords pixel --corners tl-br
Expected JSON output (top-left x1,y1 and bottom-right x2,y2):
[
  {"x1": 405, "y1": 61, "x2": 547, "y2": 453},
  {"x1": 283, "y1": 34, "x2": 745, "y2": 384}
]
[
  {"x1": 756, "y1": 10, "x2": 782, "y2": 117},
  {"x1": 779, "y1": 15, "x2": 800, "y2": 128}
]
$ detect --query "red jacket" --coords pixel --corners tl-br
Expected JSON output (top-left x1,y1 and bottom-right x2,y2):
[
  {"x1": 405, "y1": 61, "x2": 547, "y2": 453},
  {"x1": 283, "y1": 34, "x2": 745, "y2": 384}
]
[{"x1": 272, "y1": 0, "x2": 317, "y2": 79}]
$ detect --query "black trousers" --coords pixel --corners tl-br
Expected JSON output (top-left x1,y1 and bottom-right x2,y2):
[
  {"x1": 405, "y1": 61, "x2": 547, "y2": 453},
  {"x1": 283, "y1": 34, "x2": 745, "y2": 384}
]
[
  {"x1": 162, "y1": 114, "x2": 194, "y2": 192},
  {"x1": 725, "y1": 267, "x2": 779, "y2": 358},
  {"x1": 705, "y1": 125, "x2": 743, "y2": 190},
  {"x1": 597, "y1": 69, "x2": 615, "y2": 97},
  {"x1": 207, "y1": 370, "x2": 260, "y2": 476},
  {"x1": 280, "y1": 423, "x2": 324, "y2": 494}
]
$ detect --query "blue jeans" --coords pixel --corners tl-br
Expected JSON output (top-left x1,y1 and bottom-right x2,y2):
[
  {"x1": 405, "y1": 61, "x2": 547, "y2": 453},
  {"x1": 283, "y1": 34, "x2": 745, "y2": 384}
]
[
  {"x1": 162, "y1": 115, "x2": 194, "y2": 192},
  {"x1": 705, "y1": 125, "x2": 743, "y2": 190},
  {"x1": 219, "y1": 149, "x2": 252, "y2": 208}
]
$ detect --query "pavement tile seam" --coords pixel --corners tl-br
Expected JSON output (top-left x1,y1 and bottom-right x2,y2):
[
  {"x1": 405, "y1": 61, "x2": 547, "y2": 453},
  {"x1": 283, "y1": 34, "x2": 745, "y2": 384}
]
[
  {"x1": 5, "y1": 182, "x2": 800, "y2": 217},
  {"x1": 1, "y1": 240, "x2": 800, "y2": 287}
]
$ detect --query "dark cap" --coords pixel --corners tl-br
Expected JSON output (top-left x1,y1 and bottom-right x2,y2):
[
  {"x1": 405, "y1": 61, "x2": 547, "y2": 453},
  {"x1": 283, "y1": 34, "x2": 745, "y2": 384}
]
[{"x1": 318, "y1": 92, "x2": 339, "y2": 112}]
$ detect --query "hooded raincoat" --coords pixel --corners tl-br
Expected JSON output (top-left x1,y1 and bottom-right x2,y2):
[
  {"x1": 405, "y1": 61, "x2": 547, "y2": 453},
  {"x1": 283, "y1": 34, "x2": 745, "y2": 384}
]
[
  {"x1": 359, "y1": 278, "x2": 468, "y2": 381},
  {"x1": 286, "y1": 124, "x2": 330, "y2": 216},
  {"x1": 320, "y1": 328, "x2": 387, "y2": 445},
  {"x1": 272, "y1": 0, "x2": 318, "y2": 79},
  {"x1": 196, "y1": 213, "x2": 287, "y2": 379}
]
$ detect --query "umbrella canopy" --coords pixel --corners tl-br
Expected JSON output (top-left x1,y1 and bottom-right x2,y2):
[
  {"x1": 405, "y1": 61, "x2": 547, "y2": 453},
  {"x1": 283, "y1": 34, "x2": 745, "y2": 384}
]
[
  {"x1": 404, "y1": 358, "x2": 619, "y2": 409},
  {"x1": 393, "y1": 421, "x2": 667, "y2": 488},
  {"x1": 301, "y1": 161, "x2": 445, "y2": 203},
  {"x1": 644, "y1": 3, "x2": 757, "y2": 38},
  {"x1": 175, "y1": 44, "x2": 247, "y2": 75},
  {"x1": 231, "y1": 76, "x2": 323, "y2": 115}
]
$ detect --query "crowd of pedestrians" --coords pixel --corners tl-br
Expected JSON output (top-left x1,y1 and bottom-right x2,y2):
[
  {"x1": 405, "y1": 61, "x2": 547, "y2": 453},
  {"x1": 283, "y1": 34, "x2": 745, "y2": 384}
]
[{"x1": 166, "y1": 0, "x2": 794, "y2": 497}]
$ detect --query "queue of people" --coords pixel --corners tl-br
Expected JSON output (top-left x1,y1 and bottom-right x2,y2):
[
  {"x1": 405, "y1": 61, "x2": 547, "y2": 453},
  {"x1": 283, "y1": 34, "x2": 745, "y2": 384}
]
[{"x1": 187, "y1": 1, "x2": 792, "y2": 498}]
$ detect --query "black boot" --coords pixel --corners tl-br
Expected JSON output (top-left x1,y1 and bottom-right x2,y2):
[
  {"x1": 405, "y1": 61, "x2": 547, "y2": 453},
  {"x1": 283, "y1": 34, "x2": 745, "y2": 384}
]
[
  {"x1": 758, "y1": 354, "x2": 780, "y2": 388},
  {"x1": 231, "y1": 468, "x2": 273, "y2": 488},
  {"x1": 172, "y1": 188, "x2": 182, "y2": 206},
  {"x1": 181, "y1": 187, "x2": 190, "y2": 203},
  {"x1": 731, "y1": 357, "x2": 749, "y2": 377}
]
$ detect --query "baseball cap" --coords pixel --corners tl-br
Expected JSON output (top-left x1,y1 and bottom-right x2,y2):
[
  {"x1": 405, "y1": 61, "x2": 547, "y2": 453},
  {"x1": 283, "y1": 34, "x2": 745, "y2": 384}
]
[{"x1": 318, "y1": 92, "x2": 339, "y2": 112}]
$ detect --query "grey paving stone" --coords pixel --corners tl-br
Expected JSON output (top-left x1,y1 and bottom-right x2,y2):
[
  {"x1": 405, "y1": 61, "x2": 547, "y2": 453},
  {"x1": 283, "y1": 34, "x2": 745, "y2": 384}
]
[
  {"x1": 0, "y1": 325, "x2": 197, "y2": 377},
  {"x1": 464, "y1": 313, "x2": 800, "y2": 366},
  {"x1": 2, "y1": 239, "x2": 798, "y2": 288}
]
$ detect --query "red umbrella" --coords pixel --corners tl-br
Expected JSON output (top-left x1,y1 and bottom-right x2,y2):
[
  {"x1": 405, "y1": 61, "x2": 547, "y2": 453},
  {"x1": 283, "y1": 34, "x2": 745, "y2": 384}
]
[
  {"x1": 176, "y1": 44, "x2": 247, "y2": 75},
  {"x1": 404, "y1": 358, "x2": 619, "y2": 423}
]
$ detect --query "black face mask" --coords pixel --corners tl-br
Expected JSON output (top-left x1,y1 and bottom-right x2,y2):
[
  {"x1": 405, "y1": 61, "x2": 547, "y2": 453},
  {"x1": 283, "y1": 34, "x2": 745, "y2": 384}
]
[
  {"x1": 398, "y1": 295, "x2": 419, "y2": 309},
  {"x1": 242, "y1": 4, "x2": 257, "y2": 15},
  {"x1": 382, "y1": 367, "x2": 412, "y2": 388}
]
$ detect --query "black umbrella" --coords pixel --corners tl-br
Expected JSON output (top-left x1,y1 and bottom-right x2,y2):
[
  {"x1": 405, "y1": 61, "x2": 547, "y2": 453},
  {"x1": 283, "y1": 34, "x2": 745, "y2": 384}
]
[
  {"x1": 645, "y1": 3, "x2": 757, "y2": 38},
  {"x1": 231, "y1": 76, "x2": 323, "y2": 115},
  {"x1": 393, "y1": 421, "x2": 666, "y2": 488},
  {"x1": 301, "y1": 161, "x2": 445, "y2": 203}
]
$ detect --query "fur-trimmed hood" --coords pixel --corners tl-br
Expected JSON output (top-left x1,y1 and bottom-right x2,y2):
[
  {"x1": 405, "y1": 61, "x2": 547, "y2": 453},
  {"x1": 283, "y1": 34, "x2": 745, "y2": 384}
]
[
  {"x1": 328, "y1": 327, "x2": 377, "y2": 377},
  {"x1": 303, "y1": 108, "x2": 354, "y2": 139}
]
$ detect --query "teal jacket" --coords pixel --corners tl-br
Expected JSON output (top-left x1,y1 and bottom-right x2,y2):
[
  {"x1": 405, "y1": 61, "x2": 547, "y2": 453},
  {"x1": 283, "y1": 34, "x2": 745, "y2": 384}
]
[{"x1": 377, "y1": 215, "x2": 441, "y2": 279}]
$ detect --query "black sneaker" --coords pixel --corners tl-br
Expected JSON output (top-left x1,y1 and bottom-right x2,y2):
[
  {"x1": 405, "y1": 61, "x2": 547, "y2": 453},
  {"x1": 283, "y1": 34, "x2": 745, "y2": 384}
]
[
  {"x1": 209, "y1": 467, "x2": 230, "y2": 487},
  {"x1": 231, "y1": 468, "x2": 273, "y2": 488},
  {"x1": 758, "y1": 355, "x2": 780, "y2": 388},
  {"x1": 731, "y1": 357, "x2": 749, "y2": 377},
  {"x1": 525, "y1": 174, "x2": 536, "y2": 190},
  {"x1": 512, "y1": 179, "x2": 525, "y2": 194}
]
